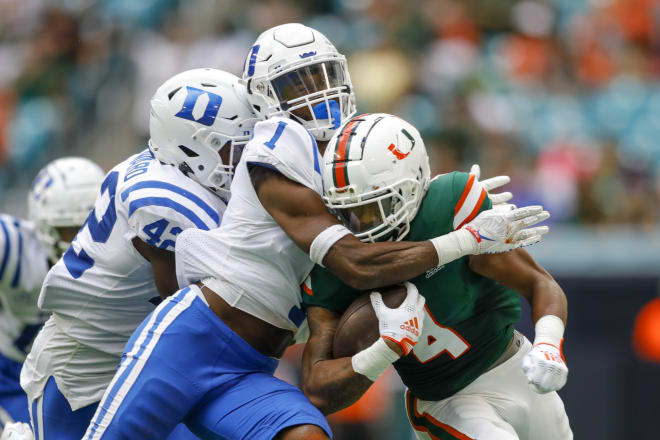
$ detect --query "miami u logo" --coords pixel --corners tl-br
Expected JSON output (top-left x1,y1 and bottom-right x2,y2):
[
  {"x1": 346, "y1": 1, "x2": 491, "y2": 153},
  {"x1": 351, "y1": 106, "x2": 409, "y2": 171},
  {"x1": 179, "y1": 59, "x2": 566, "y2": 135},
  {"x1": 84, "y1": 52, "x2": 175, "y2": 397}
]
[
  {"x1": 388, "y1": 128, "x2": 416, "y2": 160},
  {"x1": 174, "y1": 86, "x2": 223, "y2": 126}
]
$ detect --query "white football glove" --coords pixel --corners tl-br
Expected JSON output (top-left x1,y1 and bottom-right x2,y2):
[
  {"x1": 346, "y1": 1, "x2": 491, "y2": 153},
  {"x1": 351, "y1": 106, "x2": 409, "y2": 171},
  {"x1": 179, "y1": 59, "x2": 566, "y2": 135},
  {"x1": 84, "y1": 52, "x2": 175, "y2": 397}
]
[
  {"x1": 463, "y1": 204, "x2": 550, "y2": 254},
  {"x1": 0, "y1": 423, "x2": 34, "y2": 440},
  {"x1": 469, "y1": 164, "x2": 512, "y2": 206},
  {"x1": 371, "y1": 282, "x2": 425, "y2": 356},
  {"x1": 522, "y1": 342, "x2": 568, "y2": 394}
]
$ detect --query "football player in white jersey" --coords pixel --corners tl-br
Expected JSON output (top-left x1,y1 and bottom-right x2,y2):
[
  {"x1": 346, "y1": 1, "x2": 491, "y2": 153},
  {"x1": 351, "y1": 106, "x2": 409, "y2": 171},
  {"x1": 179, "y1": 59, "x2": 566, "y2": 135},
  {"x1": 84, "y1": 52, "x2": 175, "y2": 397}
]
[
  {"x1": 86, "y1": 24, "x2": 551, "y2": 440},
  {"x1": 19, "y1": 68, "x2": 257, "y2": 440},
  {"x1": 0, "y1": 157, "x2": 104, "y2": 438}
]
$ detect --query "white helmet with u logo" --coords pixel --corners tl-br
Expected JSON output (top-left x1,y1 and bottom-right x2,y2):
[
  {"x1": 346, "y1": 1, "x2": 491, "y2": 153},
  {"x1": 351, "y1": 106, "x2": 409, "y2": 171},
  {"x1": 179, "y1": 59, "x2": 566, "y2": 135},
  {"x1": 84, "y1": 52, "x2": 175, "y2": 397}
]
[
  {"x1": 242, "y1": 23, "x2": 356, "y2": 142},
  {"x1": 322, "y1": 113, "x2": 431, "y2": 242},
  {"x1": 149, "y1": 68, "x2": 258, "y2": 199}
]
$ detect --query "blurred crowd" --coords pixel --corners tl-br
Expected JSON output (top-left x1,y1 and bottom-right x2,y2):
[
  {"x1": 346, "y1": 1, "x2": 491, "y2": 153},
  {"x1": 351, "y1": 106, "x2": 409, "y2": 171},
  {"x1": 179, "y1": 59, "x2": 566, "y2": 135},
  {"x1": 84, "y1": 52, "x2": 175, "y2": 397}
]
[
  {"x1": 0, "y1": 2, "x2": 657, "y2": 438},
  {"x1": 1, "y1": 0, "x2": 659, "y2": 226}
]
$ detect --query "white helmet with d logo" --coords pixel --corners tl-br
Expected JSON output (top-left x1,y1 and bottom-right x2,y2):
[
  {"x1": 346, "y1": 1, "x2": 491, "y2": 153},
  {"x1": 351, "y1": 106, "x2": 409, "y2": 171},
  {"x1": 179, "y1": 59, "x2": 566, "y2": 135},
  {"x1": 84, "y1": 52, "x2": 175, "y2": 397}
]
[{"x1": 149, "y1": 68, "x2": 258, "y2": 200}]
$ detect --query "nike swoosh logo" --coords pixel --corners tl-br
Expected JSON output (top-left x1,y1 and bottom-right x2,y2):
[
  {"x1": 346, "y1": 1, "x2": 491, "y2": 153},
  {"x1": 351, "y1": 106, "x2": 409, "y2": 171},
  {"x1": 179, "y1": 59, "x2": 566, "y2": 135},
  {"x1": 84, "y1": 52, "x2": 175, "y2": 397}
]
[{"x1": 479, "y1": 234, "x2": 495, "y2": 241}]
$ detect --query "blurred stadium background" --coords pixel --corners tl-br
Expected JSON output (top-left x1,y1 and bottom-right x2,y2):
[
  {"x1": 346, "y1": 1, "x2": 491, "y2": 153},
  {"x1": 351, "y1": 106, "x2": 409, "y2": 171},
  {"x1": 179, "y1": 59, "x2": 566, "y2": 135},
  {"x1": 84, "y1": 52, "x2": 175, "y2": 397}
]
[{"x1": 0, "y1": 0, "x2": 659, "y2": 438}]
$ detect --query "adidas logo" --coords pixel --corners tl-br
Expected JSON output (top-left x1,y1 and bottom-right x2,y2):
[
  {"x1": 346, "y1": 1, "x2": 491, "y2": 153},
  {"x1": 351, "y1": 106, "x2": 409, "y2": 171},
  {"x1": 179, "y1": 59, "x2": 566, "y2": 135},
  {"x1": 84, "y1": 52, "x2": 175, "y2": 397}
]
[
  {"x1": 400, "y1": 318, "x2": 420, "y2": 336},
  {"x1": 425, "y1": 265, "x2": 445, "y2": 278}
]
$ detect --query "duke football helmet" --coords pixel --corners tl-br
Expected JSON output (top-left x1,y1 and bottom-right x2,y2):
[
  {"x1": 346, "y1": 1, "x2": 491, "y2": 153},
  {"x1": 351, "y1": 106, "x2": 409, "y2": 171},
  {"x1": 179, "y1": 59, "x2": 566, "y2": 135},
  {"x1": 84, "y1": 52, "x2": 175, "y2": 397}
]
[
  {"x1": 28, "y1": 157, "x2": 105, "y2": 261},
  {"x1": 149, "y1": 68, "x2": 258, "y2": 199},
  {"x1": 242, "y1": 23, "x2": 356, "y2": 141},
  {"x1": 323, "y1": 113, "x2": 431, "y2": 242}
]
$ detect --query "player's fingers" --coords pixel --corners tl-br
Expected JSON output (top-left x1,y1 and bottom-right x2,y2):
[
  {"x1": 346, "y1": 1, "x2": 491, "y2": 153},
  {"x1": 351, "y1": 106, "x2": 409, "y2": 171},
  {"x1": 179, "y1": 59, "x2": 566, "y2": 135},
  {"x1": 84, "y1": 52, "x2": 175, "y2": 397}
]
[
  {"x1": 520, "y1": 235, "x2": 542, "y2": 247},
  {"x1": 415, "y1": 293, "x2": 426, "y2": 311},
  {"x1": 370, "y1": 292, "x2": 384, "y2": 311},
  {"x1": 512, "y1": 226, "x2": 549, "y2": 242},
  {"x1": 509, "y1": 211, "x2": 550, "y2": 233},
  {"x1": 509, "y1": 205, "x2": 543, "y2": 221},
  {"x1": 481, "y1": 175, "x2": 510, "y2": 192},
  {"x1": 493, "y1": 203, "x2": 516, "y2": 212},
  {"x1": 489, "y1": 191, "x2": 513, "y2": 205},
  {"x1": 469, "y1": 163, "x2": 481, "y2": 178},
  {"x1": 403, "y1": 282, "x2": 420, "y2": 307}
]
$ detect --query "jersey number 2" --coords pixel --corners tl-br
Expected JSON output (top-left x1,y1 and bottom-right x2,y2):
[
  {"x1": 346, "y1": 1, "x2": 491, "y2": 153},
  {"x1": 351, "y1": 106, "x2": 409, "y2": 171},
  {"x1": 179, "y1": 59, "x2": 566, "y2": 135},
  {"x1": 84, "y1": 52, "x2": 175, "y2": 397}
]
[
  {"x1": 411, "y1": 306, "x2": 470, "y2": 363},
  {"x1": 63, "y1": 172, "x2": 118, "y2": 278}
]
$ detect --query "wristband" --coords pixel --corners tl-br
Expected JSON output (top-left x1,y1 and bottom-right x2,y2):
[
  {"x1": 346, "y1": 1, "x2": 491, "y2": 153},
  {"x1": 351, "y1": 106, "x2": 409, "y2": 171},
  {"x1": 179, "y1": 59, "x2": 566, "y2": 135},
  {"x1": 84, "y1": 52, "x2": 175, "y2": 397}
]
[
  {"x1": 309, "y1": 224, "x2": 352, "y2": 267},
  {"x1": 533, "y1": 315, "x2": 565, "y2": 347},
  {"x1": 351, "y1": 338, "x2": 400, "y2": 381},
  {"x1": 428, "y1": 229, "x2": 478, "y2": 267}
]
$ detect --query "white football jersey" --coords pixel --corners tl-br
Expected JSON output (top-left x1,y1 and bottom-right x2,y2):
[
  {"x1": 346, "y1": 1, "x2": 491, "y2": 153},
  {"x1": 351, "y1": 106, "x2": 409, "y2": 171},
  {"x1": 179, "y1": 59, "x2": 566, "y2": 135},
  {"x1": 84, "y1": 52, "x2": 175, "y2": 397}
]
[
  {"x1": 0, "y1": 215, "x2": 49, "y2": 363},
  {"x1": 39, "y1": 149, "x2": 227, "y2": 356},
  {"x1": 176, "y1": 117, "x2": 323, "y2": 331}
]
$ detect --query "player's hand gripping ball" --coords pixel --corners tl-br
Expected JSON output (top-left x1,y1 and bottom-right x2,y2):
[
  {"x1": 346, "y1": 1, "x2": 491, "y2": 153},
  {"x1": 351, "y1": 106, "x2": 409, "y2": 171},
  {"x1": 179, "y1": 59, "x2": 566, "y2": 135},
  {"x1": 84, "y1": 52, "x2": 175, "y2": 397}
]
[
  {"x1": 372, "y1": 282, "x2": 425, "y2": 356},
  {"x1": 522, "y1": 342, "x2": 568, "y2": 394},
  {"x1": 333, "y1": 282, "x2": 425, "y2": 358}
]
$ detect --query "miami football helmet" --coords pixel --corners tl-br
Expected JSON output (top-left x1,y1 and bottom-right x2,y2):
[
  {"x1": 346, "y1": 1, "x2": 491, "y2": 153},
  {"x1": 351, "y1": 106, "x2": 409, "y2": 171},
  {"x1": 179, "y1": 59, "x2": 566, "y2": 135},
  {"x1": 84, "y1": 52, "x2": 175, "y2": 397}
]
[
  {"x1": 323, "y1": 113, "x2": 431, "y2": 242},
  {"x1": 242, "y1": 23, "x2": 356, "y2": 141},
  {"x1": 149, "y1": 68, "x2": 258, "y2": 200},
  {"x1": 28, "y1": 157, "x2": 105, "y2": 261}
]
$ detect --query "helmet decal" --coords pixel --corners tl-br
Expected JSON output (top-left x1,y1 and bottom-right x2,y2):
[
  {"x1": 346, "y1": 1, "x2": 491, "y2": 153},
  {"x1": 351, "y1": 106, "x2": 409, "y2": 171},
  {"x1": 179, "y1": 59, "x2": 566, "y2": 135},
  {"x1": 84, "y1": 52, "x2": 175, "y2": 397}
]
[
  {"x1": 332, "y1": 118, "x2": 362, "y2": 188},
  {"x1": 246, "y1": 45, "x2": 260, "y2": 77},
  {"x1": 388, "y1": 128, "x2": 416, "y2": 160},
  {"x1": 174, "y1": 86, "x2": 223, "y2": 126}
]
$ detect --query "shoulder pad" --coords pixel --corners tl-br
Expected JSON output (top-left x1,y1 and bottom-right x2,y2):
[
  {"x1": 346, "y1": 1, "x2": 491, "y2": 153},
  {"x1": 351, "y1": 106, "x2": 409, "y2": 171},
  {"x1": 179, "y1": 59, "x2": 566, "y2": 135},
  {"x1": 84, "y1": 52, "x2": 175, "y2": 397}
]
[
  {"x1": 242, "y1": 118, "x2": 323, "y2": 194},
  {"x1": 452, "y1": 171, "x2": 488, "y2": 230},
  {"x1": 118, "y1": 166, "x2": 224, "y2": 249}
]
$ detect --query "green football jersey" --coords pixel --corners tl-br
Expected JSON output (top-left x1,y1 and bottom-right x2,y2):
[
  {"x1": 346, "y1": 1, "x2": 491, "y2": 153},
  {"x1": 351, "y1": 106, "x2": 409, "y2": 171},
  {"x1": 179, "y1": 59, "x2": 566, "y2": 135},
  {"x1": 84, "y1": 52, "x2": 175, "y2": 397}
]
[{"x1": 304, "y1": 172, "x2": 521, "y2": 401}]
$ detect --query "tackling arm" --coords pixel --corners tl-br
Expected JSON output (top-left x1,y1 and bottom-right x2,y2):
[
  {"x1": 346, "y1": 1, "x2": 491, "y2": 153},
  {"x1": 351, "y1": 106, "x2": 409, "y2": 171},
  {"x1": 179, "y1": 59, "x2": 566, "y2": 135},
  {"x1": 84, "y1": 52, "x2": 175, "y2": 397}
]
[
  {"x1": 252, "y1": 166, "x2": 438, "y2": 290},
  {"x1": 301, "y1": 306, "x2": 374, "y2": 415},
  {"x1": 132, "y1": 237, "x2": 179, "y2": 300}
]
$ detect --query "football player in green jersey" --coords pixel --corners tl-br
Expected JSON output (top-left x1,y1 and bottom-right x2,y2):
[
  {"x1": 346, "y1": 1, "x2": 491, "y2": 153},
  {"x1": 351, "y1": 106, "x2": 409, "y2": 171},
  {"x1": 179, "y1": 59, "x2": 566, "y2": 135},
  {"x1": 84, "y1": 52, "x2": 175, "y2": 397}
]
[{"x1": 301, "y1": 113, "x2": 572, "y2": 439}]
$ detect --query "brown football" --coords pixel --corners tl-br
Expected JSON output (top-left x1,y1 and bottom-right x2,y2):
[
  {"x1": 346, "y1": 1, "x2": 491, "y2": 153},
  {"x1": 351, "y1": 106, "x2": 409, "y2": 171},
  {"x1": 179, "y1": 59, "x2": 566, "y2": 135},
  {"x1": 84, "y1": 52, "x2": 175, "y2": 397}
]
[{"x1": 332, "y1": 284, "x2": 408, "y2": 359}]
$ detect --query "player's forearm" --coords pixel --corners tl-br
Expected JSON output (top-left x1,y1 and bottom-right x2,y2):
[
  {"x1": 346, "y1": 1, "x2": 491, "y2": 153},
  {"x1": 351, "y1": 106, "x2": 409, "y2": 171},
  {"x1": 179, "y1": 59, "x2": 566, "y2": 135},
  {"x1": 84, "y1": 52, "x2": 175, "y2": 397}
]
[
  {"x1": 325, "y1": 238, "x2": 439, "y2": 290},
  {"x1": 529, "y1": 274, "x2": 567, "y2": 325},
  {"x1": 302, "y1": 358, "x2": 373, "y2": 415},
  {"x1": 469, "y1": 249, "x2": 567, "y2": 325}
]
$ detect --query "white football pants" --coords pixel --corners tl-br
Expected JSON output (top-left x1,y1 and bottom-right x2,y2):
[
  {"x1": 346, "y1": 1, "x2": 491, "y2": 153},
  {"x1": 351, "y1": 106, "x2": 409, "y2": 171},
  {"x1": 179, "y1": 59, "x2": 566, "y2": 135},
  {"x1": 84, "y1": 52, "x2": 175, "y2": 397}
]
[{"x1": 405, "y1": 333, "x2": 572, "y2": 440}]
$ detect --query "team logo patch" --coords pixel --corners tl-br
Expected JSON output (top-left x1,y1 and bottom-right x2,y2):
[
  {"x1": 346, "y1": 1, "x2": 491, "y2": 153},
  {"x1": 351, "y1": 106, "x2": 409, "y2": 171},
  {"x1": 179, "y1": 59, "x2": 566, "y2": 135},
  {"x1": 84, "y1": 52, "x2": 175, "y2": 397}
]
[{"x1": 387, "y1": 128, "x2": 416, "y2": 161}]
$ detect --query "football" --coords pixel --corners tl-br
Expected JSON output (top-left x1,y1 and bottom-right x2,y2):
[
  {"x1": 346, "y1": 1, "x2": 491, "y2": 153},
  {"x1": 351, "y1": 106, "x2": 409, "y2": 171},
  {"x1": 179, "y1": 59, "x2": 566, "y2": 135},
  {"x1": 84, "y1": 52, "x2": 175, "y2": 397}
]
[{"x1": 332, "y1": 284, "x2": 408, "y2": 359}]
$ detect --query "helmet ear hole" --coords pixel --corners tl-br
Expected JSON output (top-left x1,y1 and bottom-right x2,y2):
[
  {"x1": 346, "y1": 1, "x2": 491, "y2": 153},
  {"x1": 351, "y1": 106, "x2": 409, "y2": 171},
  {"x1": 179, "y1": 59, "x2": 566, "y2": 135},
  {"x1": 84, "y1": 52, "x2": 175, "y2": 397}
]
[
  {"x1": 178, "y1": 145, "x2": 199, "y2": 157},
  {"x1": 179, "y1": 162, "x2": 194, "y2": 177},
  {"x1": 168, "y1": 87, "x2": 182, "y2": 100}
]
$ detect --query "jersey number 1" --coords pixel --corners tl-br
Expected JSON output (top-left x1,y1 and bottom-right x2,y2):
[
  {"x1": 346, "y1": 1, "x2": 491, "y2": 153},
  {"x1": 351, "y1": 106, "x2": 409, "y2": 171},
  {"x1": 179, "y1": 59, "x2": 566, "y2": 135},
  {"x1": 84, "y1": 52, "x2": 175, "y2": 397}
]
[
  {"x1": 63, "y1": 171, "x2": 118, "y2": 278},
  {"x1": 411, "y1": 306, "x2": 470, "y2": 363}
]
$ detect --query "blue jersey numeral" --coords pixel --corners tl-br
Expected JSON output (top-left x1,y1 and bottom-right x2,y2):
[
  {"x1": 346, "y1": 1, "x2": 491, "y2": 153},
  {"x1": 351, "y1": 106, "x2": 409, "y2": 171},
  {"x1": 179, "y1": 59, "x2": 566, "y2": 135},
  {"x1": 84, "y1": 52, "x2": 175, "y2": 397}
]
[
  {"x1": 264, "y1": 121, "x2": 287, "y2": 150},
  {"x1": 142, "y1": 219, "x2": 182, "y2": 250},
  {"x1": 63, "y1": 172, "x2": 119, "y2": 279}
]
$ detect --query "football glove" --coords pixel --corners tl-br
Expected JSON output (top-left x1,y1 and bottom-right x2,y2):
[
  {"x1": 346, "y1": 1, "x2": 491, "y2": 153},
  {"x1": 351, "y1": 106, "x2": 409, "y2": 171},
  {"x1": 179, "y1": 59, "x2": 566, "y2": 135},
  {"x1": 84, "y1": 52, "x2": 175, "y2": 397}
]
[
  {"x1": 0, "y1": 423, "x2": 34, "y2": 440},
  {"x1": 463, "y1": 204, "x2": 550, "y2": 254},
  {"x1": 469, "y1": 164, "x2": 512, "y2": 206},
  {"x1": 522, "y1": 341, "x2": 568, "y2": 394},
  {"x1": 371, "y1": 282, "x2": 425, "y2": 356}
]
